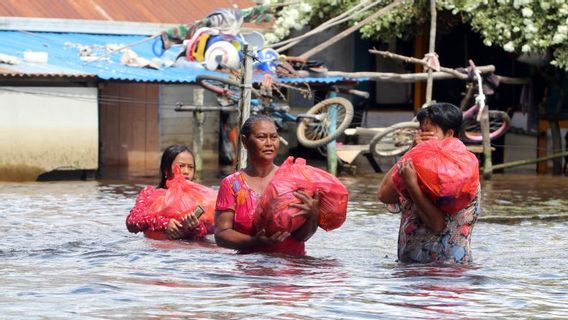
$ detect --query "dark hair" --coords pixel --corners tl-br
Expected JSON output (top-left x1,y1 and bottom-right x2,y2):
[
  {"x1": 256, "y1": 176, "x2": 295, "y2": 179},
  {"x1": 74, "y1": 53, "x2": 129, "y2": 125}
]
[
  {"x1": 158, "y1": 144, "x2": 194, "y2": 188},
  {"x1": 240, "y1": 114, "x2": 276, "y2": 138},
  {"x1": 416, "y1": 102, "x2": 462, "y2": 137}
]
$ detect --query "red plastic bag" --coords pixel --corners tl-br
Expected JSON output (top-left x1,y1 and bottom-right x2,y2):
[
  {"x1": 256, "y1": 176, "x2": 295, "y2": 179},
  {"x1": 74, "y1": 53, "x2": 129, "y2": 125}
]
[
  {"x1": 254, "y1": 157, "x2": 349, "y2": 235},
  {"x1": 146, "y1": 165, "x2": 217, "y2": 237},
  {"x1": 392, "y1": 138, "x2": 479, "y2": 214}
]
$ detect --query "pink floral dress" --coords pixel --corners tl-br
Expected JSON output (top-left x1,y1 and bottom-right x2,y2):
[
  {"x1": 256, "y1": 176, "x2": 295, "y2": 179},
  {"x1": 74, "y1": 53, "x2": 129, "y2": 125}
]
[
  {"x1": 397, "y1": 190, "x2": 480, "y2": 264},
  {"x1": 216, "y1": 171, "x2": 305, "y2": 255}
]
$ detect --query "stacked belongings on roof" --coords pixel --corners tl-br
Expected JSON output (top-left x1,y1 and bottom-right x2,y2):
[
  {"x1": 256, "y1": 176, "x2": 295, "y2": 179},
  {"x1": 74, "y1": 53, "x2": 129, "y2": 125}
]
[{"x1": 153, "y1": 6, "x2": 296, "y2": 76}]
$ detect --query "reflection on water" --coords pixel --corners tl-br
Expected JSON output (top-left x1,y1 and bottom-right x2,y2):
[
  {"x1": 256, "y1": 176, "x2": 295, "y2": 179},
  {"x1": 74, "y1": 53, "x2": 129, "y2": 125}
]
[{"x1": 0, "y1": 174, "x2": 567, "y2": 319}]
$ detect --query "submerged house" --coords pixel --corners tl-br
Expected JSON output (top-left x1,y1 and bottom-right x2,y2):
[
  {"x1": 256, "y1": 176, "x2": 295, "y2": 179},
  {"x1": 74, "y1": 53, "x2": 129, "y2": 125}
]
[
  {"x1": 0, "y1": 0, "x2": 266, "y2": 181},
  {"x1": 0, "y1": 0, "x2": 362, "y2": 181}
]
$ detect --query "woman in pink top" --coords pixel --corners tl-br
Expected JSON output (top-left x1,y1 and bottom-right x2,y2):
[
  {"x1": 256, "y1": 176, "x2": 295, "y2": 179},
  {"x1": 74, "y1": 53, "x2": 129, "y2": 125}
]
[
  {"x1": 215, "y1": 115, "x2": 321, "y2": 255},
  {"x1": 126, "y1": 144, "x2": 212, "y2": 240}
]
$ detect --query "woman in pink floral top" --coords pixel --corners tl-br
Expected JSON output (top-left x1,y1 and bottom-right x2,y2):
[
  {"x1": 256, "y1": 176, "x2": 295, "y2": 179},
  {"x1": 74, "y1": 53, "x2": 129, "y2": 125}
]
[
  {"x1": 215, "y1": 115, "x2": 321, "y2": 255},
  {"x1": 126, "y1": 144, "x2": 212, "y2": 240},
  {"x1": 378, "y1": 103, "x2": 481, "y2": 264}
]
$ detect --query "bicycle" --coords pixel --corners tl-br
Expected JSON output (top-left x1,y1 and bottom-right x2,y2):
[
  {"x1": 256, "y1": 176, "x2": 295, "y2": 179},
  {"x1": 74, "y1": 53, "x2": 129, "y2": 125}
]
[
  {"x1": 368, "y1": 60, "x2": 511, "y2": 158},
  {"x1": 196, "y1": 74, "x2": 354, "y2": 148}
]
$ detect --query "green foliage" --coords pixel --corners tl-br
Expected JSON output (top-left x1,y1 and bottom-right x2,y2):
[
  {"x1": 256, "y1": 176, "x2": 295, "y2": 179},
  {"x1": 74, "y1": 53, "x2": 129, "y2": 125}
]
[{"x1": 266, "y1": 0, "x2": 568, "y2": 70}]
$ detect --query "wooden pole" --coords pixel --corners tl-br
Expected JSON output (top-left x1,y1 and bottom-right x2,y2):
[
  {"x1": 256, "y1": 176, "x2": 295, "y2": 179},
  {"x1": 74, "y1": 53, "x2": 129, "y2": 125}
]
[
  {"x1": 550, "y1": 120, "x2": 564, "y2": 175},
  {"x1": 480, "y1": 103, "x2": 493, "y2": 180},
  {"x1": 425, "y1": 0, "x2": 437, "y2": 103},
  {"x1": 326, "y1": 89, "x2": 338, "y2": 175},
  {"x1": 192, "y1": 88, "x2": 205, "y2": 179},
  {"x1": 413, "y1": 33, "x2": 426, "y2": 112},
  {"x1": 237, "y1": 44, "x2": 253, "y2": 171},
  {"x1": 489, "y1": 151, "x2": 568, "y2": 171},
  {"x1": 299, "y1": 0, "x2": 405, "y2": 60}
]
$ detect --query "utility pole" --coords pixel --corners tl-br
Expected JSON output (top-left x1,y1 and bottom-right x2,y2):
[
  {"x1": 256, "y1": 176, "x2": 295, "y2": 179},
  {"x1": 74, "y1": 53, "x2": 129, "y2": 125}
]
[
  {"x1": 192, "y1": 88, "x2": 205, "y2": 179},
  {"x1": 236, "y1": 44, "x2": 253, "y2": 170}
]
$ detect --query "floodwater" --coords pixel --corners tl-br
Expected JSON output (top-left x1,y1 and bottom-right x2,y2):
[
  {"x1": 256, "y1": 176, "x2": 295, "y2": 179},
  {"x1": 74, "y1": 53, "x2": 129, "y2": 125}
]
[{"x1": 1, "y1": 173, "x2": 567, "y2": 319}]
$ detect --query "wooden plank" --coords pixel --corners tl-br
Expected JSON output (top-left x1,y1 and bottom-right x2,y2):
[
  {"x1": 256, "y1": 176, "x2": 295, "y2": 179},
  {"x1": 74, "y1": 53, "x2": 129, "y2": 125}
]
[{"x1": 336, "y1": 144, "x2": 369, "y2": 164}]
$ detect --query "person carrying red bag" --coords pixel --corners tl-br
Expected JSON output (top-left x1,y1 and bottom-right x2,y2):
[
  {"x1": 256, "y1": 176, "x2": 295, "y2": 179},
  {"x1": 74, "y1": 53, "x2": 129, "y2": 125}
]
[
  {"x1": 126, "y1": 144, "x2": 216, "y2": 240},
  {"x1": 214, "y1": 115, "x2": 321, "y2": 255},
  {"x1": 378, "y1": 103, "x2": 481, "y2": 264}
]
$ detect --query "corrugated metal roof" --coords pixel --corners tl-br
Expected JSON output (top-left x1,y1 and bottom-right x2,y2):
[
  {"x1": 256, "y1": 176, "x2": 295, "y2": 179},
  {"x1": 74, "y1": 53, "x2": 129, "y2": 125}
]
[
  {"x1": 0, "y1": 31, "x2": 363, "y2": 84},
  {"x1": 0, "y1": 0, "x2": 256, "y2": 24}
]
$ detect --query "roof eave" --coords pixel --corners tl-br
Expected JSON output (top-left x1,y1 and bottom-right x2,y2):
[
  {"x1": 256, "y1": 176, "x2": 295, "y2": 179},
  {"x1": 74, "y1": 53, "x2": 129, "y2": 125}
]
[{"x1": 0, "y1": 17, "x2": 177, "y2": 35}]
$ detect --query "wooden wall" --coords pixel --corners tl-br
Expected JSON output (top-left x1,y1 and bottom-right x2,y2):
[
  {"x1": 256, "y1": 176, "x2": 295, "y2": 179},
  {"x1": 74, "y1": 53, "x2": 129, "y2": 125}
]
[{"x1": 99, "y1": 82, "x2": 160, "y2": 177}]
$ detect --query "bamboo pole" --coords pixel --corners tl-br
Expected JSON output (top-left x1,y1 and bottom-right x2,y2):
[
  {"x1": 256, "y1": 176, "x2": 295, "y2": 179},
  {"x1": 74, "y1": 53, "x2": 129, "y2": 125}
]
[
  {"x1": 273, "y1": 0, "x2": 382, "y2": 52},
  {"x1": 425, "y1": 0, "x2": 437, "y2": 103},
  {"x1": 85, "y1": 34, "x2": 160, "y2": 63},
  {"x1": 370, "y1": 49, "x2": 529, "y2": 84},
  {"x1": 299, "y1": 0, "x2": 406, "y2": 60},
  {"x1": 325, "y1": 66, "x2": 495, "y2": 82},
  {"x1": 237, "y1": 45, "x2": 253, "y2": 171},
  {"x1": 489, "y1": 151, "x2": 568, "y2": 171},
  {"x1": 370, "y1": 49, "x2": 465, "y2": 79}
]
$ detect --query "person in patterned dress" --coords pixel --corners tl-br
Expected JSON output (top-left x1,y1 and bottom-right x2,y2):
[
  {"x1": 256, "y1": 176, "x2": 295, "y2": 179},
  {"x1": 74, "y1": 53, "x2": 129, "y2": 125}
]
[{"x1": 378, "y1": 103, "x2": 481, "y2": 264}]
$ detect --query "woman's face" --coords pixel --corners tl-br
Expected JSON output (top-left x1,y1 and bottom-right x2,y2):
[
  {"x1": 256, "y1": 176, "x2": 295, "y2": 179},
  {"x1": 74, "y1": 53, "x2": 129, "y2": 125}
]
[
  {"x1": 171, "y1": 151, "x2": 195, "y2": 180},
  {"x1": 243, "y1": 120, "x2": 279, "y2": 163},
  {"x1": 419, "y1": 118, "x2": 454, "y2": 140}
]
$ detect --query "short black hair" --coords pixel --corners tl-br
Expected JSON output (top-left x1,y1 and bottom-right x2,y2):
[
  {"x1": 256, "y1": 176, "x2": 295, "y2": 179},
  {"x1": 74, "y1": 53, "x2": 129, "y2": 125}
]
[
  {"x1": 158, "y1": 144, "x2": 194, "y2": 188},
  {"x1": 240, "y1": 114, "x2": 276, "y2": 138},
  {"x1": 416, "y1": 102, "x2": 462, "y2": 137}
]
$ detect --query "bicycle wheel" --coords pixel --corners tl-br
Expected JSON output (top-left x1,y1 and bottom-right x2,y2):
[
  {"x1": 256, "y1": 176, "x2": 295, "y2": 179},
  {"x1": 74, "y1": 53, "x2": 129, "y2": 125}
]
[
  {"x1": 461, "y1": 110, "x2": 510, "y2": 143},
  {"x1": 296, "y1": 97, "x2": 354, "y2": 148},
  {"x1": 369, "y1": 121, "x2": 419, "y2": 158}
]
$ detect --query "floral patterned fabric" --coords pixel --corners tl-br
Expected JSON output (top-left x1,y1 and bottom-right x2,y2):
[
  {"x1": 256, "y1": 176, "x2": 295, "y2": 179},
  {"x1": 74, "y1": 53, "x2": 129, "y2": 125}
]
[
  {"x1": 397, "y1": 189, "x2": 480, "y2": 264},
  {"x1": 216, "y1": 171, "x2": 305, "y2": 255},
  {"x1": 126, "y1": 185, "x2": 209, "y2": 240}
]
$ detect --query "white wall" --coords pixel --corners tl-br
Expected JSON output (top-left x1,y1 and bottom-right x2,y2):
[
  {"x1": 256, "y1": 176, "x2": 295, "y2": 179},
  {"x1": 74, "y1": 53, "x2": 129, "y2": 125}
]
[{"x1": 0, "y1": 86, "x2": 98, "y2": 181}]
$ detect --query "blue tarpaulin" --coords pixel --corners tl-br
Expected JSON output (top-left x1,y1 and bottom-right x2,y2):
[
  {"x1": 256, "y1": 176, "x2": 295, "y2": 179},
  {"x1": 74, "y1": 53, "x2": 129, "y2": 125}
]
[{"x1": 0, "y1": 31, "x2": 365, "y2": 85}]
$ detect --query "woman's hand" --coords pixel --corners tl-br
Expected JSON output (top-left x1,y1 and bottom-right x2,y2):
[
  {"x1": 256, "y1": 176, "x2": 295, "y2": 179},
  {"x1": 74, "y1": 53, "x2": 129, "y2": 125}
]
[
  {"x1": 166, "y1": 211, "x2": 200, "y2": 240},
  {"x1": 415, "y1": 130, "x2": 437, "y2": 145},
  {"x1": 290, "y1": 190, "x2": 321, "y2": 242},
  {"x1": 398, "y1": 159, "x2": 419, "y2": 191},
  {"x1": 253, "y1": 229, "x2": 290, "y2": 246},
  {"x1": 180, "y1": 211, "x2": 200, "y2": 230},
  {"x1": 290, "y1": 190, "x2": 321, "y2": 221},
  {"x1": 165, "y1": 218, "x2": 184, "y2": 240}
]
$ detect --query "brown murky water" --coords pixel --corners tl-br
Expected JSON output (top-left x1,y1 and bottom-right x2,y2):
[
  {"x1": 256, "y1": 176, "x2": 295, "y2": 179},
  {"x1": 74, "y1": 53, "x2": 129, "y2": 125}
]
[{"x1": 1, "y1": 173, "x2": 567, "y2": 319}]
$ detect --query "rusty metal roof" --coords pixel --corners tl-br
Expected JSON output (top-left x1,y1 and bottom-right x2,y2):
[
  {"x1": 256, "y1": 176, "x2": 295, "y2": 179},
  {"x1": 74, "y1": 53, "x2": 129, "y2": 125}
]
[{"x1": 0, "y1": 0, "x2": 256, "y2": 24}]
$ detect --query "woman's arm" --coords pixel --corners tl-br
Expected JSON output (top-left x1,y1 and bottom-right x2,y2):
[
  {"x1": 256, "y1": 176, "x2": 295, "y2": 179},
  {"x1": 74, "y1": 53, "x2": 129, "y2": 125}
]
[
  {"x1": 377, "y1": 165, "x2": 400, "y2": 204},
  {"x1": 290, "y1": 191, "x2": 321, "y2": 242},
  {"x1": 214, "y1": 210, "x2": 290, "y2": 250},
  {"x1": 126, "y1": 186, "x2": 170, "y2": 233},
  {"x1": 399, "y1": 159, "x2": 446, "y2": 233}
]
